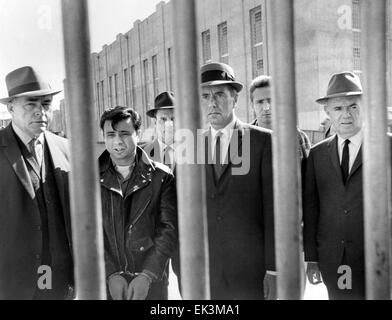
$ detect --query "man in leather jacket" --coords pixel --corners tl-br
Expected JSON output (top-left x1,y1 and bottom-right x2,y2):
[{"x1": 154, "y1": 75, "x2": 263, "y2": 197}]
[{"x1": 98, "y1": 106, "x2": 178, "y2": 300}]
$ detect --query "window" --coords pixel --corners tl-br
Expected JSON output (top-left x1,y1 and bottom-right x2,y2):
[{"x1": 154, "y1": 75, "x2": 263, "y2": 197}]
[
  {"x1": 250, "y1": 6, "x2": 264, "y2": 78},
  {"x1": 352, "y1": 0, "x2": 361, "y2": 74},
  {"x1": 109, "y1": 76, "x2": 113, "y2": 107},
  {"x1": 202, "y1": 29, "x2": 212, "y2": 63},
  {"x1": 131, "y1": 65, "x2": 136, "y2": 107},
  {"x1": 143, "y1": 59, "x2": 150, "y2": 109},
  {"x1": 152, "y1": 55, "x2": 159, "y2": 97},
  {"x1": 124, "y1": 68, "x2": 130, "y2": 107},
  {"x1": 100, "y1": 80, "x2": 104, "y2": 110},
  {"x1": 218, "y1": 22, "x2": 229, "y2": 64},
  {"x1": 114, "y1": 73, "x2": 119, "y2": 105},
  {"x1": 96, "y1": 82, "x2": 100, "y2": 113},
  {"x1": 168, "y1": 48, "x2": 174, "y2": 91}
]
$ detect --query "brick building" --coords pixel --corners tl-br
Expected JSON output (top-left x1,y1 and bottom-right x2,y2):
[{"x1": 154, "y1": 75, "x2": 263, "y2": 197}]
[{"x1": 89, "y1": 0, "x2": 392, "y2": 141}]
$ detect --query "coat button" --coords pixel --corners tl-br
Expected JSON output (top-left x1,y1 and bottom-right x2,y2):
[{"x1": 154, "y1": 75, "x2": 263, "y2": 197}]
[
  {"x1": 341, "y1": 240, "x2": 345, "y2": 244},
  {"x1": 36, "y1": 254, "x2": 41, "y2": 260},
  {"x1": 217, "y1": 216, "x2": 222, "y2": 221},
  {"x1": 140, "y1": 246, "x2": 145, "y2": 251},
  {"x1": 211, "y1": 194, "x2": 216, "y2": 199},
  {"x1": 344, "y1": 210, "x2": 349, "y2": 215}
]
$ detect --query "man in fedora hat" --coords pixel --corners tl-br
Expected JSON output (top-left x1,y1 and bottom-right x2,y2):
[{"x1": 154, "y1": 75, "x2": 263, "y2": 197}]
[
  {"x1": 144, "y1": 92, "x2": 176, "y2": 170},
  {"x1": 0, "y1": 66, "x2": 74, "y2": 299},
  {"x1": 303, "y1": 71, "x2": 368, "y2": 299},
  {"x1": 198, "y1": 62, "x2": 276, "y2": 299}
]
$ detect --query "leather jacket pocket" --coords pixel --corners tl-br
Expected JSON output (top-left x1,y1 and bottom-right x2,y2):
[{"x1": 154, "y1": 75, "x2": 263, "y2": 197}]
[{"x1": 128, "y1": 236, "x2": 154, "y2": 253}]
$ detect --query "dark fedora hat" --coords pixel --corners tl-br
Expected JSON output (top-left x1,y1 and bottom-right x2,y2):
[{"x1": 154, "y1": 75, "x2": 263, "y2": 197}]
[
  {"x1": 0, "y1": 66, "x2": 61, "y2": 104},
  {"x1": 200, "y1": 62, "x2": 243, "y2": 92},
  {"x1": 146, "y1": 91, "x2": 175, "y2": 118},
  {"x1": 316, "y1": 71, "x2": 362, "y2": 105}
]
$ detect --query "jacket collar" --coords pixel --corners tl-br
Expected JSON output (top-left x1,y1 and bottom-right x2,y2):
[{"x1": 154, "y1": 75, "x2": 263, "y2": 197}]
[{"x1": 99, "y1": 146, "x2": 155, "y2": 197}]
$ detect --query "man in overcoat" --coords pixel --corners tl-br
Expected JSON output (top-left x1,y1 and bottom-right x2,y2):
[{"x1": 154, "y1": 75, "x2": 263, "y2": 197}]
[
  {"x1": 199, "y1": 62, "x2": 276, "y2": 300},
  {"x1": 304, "y1": 71, "x2": 369, "y2": 299},
  {"x1": 0, "y1": 66, "x2": 74, "y2": 299}
]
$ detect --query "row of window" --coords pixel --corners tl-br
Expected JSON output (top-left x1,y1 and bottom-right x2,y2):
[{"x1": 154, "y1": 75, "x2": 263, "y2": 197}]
[
  {"x1": 95, "y1": 2, "x2": 362, "y2": 118},
  {"x1": 201, "y1": 6, "x2": 264, "y2": 78},
  {"x1": 96, "y1": 47, "x2": 175, "y2": 121}
]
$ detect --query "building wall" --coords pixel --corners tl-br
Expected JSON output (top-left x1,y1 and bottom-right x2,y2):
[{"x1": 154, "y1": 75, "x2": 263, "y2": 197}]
[{"x1": 91, "y1": 0, "x2": 392, "y2": 140}]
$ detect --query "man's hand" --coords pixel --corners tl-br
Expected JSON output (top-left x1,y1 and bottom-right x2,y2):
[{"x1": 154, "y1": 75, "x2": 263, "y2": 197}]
[
  {"x1": 108, "y1": 274, "x2": 128, "y2": 300},
  {"x1": 126, "y1": 275, "x2": 151, "y2": 300},
  {"x1": 263, "y1": 273, "x2": 277, "y2": 300},
  {"x1": 306, "y1": 262, "x2": 323, "y2": 285}
]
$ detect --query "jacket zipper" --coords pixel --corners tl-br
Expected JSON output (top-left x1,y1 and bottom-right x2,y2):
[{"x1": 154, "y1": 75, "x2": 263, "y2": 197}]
[
  {"x1": 110, "y1": 194, "x2": 123, "y2": 271},
  {"x1": 129, "y1": 199, "x2": 151, "y2": 231}
]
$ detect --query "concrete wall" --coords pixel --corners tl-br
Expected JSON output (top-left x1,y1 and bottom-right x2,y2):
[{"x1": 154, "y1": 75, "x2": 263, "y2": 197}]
[{"x1": 90, "y1": 0, "x2": 392, "y2": 139}]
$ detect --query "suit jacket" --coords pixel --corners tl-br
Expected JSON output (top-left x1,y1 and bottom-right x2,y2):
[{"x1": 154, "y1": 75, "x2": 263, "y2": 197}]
[
  {"x1": 0, "y1": 124, "x2": 73, "y2": 299},
  {"x1": 204, "y1": 119, "x2": 275, "y2": 299},
  {"x1": 303, "y1": 135, "x2": 365, "y2": 279}
]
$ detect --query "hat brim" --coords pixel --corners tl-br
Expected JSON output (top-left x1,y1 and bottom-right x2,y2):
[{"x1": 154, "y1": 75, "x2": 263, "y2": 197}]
[
  {"x1": 146, "y1": 105, "x2": 175, "y2": 118},
  {"x1": 201, "y1": 80, "x2": 243, "y2": 92},
  {"x1": 0, "y1": 88, "x2": 61, "y2": 105},
  {"x1": 316, "y1": 91, "x2": 362, "y2": 105}
]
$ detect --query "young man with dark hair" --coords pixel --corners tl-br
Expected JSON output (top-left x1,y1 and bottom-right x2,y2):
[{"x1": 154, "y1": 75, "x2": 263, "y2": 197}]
[
  {"x1": 249, "y1": 75, "x2": 311, "y2": 161},
  {"x1": 99, "y1": 106, "x2": 178, "y2": 300}
]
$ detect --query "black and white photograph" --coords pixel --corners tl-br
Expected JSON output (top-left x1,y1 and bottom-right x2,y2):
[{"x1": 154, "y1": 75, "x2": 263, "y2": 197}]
[{"x1": 0, "y1": 0, "x2": 392, "y2": 308}]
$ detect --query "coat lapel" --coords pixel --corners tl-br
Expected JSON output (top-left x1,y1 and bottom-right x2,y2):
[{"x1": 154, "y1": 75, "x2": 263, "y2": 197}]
[
  {"x1": 348, "y1": 145, "x2": 362, "y2": 179},
  {"x1": 0, "y1": 125, "x2": 35, "y2": 199}
]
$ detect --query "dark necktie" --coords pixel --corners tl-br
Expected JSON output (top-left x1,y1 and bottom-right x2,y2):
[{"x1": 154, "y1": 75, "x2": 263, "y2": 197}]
[
  {"x1": 29, "y1": 138, "x2": 43, "y2": 167},
  {"x1": 341, "y1": 139, "x2": 350, "y2": 184},
  {"x1": 213, "y1": 132, "x2": 223, "y2": 180},
  {"x1": 163, "y1": 145, "x2": 173, "y2": 170}
]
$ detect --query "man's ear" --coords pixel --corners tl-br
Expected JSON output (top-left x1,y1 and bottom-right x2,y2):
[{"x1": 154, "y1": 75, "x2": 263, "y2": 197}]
[
  {"x1": 323, "y1": 105, "x2": 329, "y2": 116},
  {"x1": 233, "y1": 92, "x2": 239, "y2": 106},
  {"x1": 7, "y1": 102, "x2": 13, "y2": 113}
]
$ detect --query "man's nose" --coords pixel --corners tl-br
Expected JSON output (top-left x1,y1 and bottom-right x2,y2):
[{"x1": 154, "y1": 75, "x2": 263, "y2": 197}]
[
  {"x1": 342, "y1": 107, "x2": 352, "y2": 117},
  {"x1": 263, "y1": 103, "x2": 271, "y2": 111},
  {"x1": 165, "y1": 120, "x2": 174, "y2": 127},
  {"x1": 33, "y1": 105, "x2": 48, "y2": 116},
  {"x1": 113, "y1": 135, "x2": 123, "y2": 144}
]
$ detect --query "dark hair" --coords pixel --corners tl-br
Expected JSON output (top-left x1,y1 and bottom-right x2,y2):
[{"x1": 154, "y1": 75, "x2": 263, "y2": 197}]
[
  {"x1": 100, "y1": 106, "x2": 142, "y2": 132},
  {"x1": 249, "y1": 75, "x2": 271, "y2": 102}
]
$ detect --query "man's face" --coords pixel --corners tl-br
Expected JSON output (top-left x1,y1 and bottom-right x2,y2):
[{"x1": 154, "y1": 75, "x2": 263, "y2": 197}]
[
  {"x1": 7, "y1": 95, "x2": 53, "y2": 138},
  {"x1": 201, "y1": 84, "x2": 237, "y2": 129},
  {"x1": 103, "y1": 118, "x2": 139, "y2": 165},
  {"x1": 252, "y1": 86, "x2": 272, "y2": 127},
  {"x1": 324, "y1": 96, "x2": 362, "y2": 139},
  {"x1": 155, "y1": 109, "x2": 175, "y2": 145}
]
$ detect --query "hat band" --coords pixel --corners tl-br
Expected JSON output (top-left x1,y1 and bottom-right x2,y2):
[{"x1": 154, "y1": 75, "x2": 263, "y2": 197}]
[
  {"x1": 201, "y1": 70, "x2": 235, "y2": 84},
  {"x1": 8, "y1": 81, "x2": 50, "y2": 97}
]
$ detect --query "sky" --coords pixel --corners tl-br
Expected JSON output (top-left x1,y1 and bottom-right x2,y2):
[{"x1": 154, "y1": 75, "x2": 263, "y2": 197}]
[{"x1": 0, "y1": 0, "x2": 165, "y2": 116}]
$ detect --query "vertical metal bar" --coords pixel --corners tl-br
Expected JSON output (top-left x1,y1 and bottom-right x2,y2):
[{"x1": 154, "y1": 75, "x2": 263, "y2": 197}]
[
  {"x1": 361, "y1": 0, "x2": 391, "y2": 300},
  {"x1": 61, "y1": 0, "x2": 106, "y2": 299},
  {"x1": 172, "y1": 0, "x2": 210, "y2": 300},
  {"x1": 266, "y1": 0, "x2": 303, "y2": 299}
]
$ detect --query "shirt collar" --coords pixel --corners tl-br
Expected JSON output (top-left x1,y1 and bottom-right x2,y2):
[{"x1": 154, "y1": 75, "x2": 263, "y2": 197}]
[
  {"x1": 12, "y1": 122, "x2": 44, "y2": 147},
  {"x1": 210, "y1": 115, "x2": 237, "y2": 141},
  {"x1": 157, "y1": 138, "x2": 175, "y2": 151},
  {"x1": 337, "y1": 129, "x2": 363, "y2": 148}
]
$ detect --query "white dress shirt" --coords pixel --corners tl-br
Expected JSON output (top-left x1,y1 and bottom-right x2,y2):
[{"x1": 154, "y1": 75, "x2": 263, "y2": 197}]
[
  {"x1": 210, "y1": 116, "x2": 237, "y2": 164},
  {"x1": 157, "y1": 139, "x2": 175, "y2": 166},
  {"x1": 337, "y1": 130, "x2": 362, "y2": 173},
  {"x1": 12, "y1": 122, "x2": 44, "y2": 165}
]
